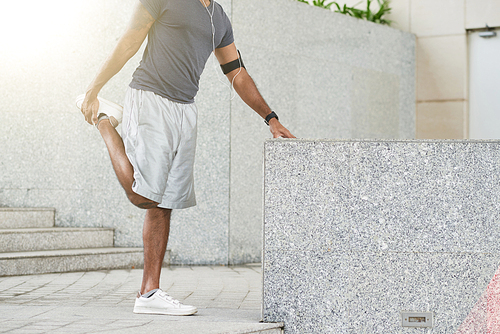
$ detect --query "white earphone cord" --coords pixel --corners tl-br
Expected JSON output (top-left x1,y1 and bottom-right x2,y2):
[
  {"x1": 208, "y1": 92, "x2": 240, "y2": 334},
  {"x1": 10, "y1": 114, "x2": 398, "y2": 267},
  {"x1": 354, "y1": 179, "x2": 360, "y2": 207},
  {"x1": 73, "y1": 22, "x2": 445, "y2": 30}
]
[{"x1": 204, "y1": 1, "x2": 242, "y2": 100}]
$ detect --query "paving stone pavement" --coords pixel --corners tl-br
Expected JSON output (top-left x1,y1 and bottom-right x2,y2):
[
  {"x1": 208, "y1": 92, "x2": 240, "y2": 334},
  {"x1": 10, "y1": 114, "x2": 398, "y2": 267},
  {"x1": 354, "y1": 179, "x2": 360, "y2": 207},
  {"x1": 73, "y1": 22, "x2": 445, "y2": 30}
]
[{"x1": 0, "y1": 264, "x2": 283, "y2": 334}]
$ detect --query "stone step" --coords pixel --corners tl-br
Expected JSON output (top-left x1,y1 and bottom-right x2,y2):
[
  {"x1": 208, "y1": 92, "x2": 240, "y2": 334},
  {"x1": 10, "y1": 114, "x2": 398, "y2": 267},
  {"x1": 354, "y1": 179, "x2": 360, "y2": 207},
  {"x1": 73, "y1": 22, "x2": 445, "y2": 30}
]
[
  {"x1": 244, "y1": 328, "x2": 283, "y2": 334},
  {"x1": 0, "y1": 208, "x2": 55, "y2": 229},
  {"x1": 0, "y1": 248, "x2": 146, "y2": 277},
  {"x1": 0, "y1": 228, "x2": 115, "y2": 253}
]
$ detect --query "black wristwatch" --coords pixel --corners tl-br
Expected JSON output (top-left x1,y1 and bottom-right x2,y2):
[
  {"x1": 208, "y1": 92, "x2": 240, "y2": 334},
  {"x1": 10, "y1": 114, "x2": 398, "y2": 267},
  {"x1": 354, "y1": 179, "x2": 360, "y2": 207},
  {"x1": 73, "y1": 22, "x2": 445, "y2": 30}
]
[{"x1": 264, "y1": 111, "x2": 279, "y2": 126}]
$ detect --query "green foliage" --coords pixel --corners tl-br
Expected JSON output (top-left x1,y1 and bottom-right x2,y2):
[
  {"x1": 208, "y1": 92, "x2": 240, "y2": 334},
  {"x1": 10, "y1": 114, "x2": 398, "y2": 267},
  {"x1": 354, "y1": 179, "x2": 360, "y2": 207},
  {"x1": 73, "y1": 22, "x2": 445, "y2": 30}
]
[
  {"x1": 312, "y1": 0, "x2": 335, "y2": 9},
  {"x1": 297, "y1": 0, "x2": 392, "y2": 26}
]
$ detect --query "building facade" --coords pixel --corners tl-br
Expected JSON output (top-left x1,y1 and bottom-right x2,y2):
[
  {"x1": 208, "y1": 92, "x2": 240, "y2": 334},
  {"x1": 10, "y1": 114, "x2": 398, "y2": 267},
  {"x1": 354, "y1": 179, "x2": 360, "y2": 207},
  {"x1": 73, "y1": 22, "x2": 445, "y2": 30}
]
[{"x1": 335, "y1": 0, "x2": 500, "y2": 139}]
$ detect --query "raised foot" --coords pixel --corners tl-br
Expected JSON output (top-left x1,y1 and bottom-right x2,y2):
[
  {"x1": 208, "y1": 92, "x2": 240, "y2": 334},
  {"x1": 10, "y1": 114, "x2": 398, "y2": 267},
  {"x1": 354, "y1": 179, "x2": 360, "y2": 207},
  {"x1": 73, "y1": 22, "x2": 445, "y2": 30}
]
[{"x1": 75, "y1": 94, "x2": 123, "y2": 128}]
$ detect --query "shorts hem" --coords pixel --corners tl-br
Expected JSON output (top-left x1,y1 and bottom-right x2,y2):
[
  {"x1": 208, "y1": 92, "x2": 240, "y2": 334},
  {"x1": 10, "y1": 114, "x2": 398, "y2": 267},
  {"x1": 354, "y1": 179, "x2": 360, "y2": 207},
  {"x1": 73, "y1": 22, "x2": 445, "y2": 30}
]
[
  {"x1": 132, "y1": 185, "x2": 196, "y2": 210},
  {"x1": 158, "y1": 200, "x2": 197, "y2": 210},
  {"x1": 131, "y1": 186, "x2": 163, "y2": 204}
]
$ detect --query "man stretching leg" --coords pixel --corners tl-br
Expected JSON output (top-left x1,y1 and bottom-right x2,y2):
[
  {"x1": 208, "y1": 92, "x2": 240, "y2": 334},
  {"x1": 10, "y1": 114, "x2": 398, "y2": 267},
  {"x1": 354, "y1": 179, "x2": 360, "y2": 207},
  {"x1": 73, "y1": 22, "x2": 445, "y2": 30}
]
[{"x1": 80, "y1": 0, "x2": 295, "y2": 315}]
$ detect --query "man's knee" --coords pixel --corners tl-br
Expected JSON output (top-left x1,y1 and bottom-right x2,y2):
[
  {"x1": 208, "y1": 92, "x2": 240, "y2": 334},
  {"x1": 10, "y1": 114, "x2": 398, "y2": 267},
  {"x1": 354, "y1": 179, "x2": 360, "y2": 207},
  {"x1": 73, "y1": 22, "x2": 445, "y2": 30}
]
[{"x1": 127, "y1": 192, "x2": 159, "y2": 209}]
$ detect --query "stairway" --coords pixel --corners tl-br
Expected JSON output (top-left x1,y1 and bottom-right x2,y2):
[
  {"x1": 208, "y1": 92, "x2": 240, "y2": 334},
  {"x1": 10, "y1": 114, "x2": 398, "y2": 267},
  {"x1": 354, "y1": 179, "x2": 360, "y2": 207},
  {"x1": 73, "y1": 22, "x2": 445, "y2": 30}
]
[{"x1": 0, "y1": 208, "x2": 145, "y2": 277}]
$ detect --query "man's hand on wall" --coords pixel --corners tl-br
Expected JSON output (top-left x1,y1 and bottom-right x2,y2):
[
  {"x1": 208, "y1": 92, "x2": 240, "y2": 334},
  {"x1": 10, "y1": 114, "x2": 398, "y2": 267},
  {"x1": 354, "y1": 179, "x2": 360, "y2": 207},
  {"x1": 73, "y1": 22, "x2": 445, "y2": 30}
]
[{"x1": 269, "y1": 118, "x2": 295, "y2": 138}]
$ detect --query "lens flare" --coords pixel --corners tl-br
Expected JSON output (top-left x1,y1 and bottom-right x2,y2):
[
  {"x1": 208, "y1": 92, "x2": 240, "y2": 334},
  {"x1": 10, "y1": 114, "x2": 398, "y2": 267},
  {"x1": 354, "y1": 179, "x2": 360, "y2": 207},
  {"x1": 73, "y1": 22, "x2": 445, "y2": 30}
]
[
  {"x1": 455, "y1": 265, "x2": 500, "y2": 333},
  {"x1": 0, "y1": 1, "x2": 82, "y2": 59}
]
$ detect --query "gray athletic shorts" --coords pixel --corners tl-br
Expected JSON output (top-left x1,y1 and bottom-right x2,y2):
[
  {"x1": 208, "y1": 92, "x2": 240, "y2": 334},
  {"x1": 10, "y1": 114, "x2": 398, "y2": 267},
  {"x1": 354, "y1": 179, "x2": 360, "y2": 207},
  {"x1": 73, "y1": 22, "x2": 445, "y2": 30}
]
[{"x1": 122, "y1": 88, "x2": 197, "y2": 209}]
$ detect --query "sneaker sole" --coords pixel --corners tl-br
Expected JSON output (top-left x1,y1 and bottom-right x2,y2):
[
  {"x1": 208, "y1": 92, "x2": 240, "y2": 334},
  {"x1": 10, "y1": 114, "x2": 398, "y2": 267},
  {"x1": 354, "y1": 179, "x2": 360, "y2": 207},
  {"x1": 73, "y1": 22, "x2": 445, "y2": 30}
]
[
  {"x1": 75, "y1": 94, "x2": 123, "y2": 126},
  {"x1": 133, "y1": 306, "x2": 198, "y2": 316}
]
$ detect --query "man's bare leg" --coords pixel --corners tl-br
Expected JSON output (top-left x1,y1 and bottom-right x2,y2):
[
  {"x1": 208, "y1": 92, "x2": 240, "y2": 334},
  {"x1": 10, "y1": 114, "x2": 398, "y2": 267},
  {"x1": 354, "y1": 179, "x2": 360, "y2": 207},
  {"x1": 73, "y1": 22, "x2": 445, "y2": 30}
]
[
  {"x1": 97, "y1": 119, "x2": 157, "y2": 209},
  {"x1": 141, "y1": 207, "x2": 171, "y2": 294},
  {"x1": 97, "y1": 120, "x2": 171, "y2": 295}
]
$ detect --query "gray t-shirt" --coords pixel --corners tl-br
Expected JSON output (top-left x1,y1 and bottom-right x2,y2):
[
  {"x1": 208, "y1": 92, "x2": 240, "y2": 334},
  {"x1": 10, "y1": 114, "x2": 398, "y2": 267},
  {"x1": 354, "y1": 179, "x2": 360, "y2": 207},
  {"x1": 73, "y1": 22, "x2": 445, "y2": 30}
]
[{"x1": 130, "y1": 0, "x2": 234, "y2": 104}]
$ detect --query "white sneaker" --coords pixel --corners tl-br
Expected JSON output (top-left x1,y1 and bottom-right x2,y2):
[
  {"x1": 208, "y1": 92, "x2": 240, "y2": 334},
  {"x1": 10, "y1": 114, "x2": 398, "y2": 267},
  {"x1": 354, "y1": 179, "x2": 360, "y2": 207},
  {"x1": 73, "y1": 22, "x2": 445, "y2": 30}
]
[
  {"x1": 75, "y1": 94, "x2": 123, "y2": 128},
  {"x1": 133, "y1": 289, "x2": 198, "y2": 316}
]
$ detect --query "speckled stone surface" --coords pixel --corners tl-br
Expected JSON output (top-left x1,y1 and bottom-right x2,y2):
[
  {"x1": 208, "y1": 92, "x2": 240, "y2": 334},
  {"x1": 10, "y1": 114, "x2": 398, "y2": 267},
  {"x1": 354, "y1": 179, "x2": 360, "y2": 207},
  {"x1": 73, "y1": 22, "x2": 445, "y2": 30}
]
[
  {"x1": 229, "y1": 0, "x2": 416, "y2": 264},
  {"x1": 0, "y1": 208, "x2": 54, "y2": 229},
  {"x1": 263, "y1": 139, "x2": 500, "y2": 333},
  {"x1": 0, "y1": 248, "x2": 146, "y2": 277},
  {"x1": 0, "y1": 228, "x2": 114, "y2": 252}
]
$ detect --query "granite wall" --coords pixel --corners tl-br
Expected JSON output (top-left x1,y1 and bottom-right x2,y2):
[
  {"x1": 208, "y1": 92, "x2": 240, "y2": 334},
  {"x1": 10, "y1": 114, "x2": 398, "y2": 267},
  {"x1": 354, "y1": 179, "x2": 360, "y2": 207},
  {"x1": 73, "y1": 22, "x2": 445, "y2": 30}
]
[
  {"x1": 263, "y1": 139, "x2": 500, "y2": 333},
  {"x1": 0, "y1": 0, "x2": 415, "y2": 264}
]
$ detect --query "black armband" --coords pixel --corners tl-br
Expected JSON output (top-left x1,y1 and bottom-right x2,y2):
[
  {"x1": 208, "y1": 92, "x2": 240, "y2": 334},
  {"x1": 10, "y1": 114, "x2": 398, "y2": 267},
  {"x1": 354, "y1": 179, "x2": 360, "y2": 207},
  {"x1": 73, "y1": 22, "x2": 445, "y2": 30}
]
[{"x1": 220, "y1": 50, "x2": 246, "y2": 75}]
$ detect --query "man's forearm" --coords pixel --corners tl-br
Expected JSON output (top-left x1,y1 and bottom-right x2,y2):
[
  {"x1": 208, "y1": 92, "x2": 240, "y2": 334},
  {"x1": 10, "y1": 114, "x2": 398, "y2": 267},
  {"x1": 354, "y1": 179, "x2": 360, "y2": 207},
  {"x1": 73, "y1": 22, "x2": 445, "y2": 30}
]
[
  {"x1": 86, "y1": 2, "x2": 154, "y2": 99},
  {"x1": 86, "y1": 38, "x2": 141, "y2": 98},
  {"x1": 231, "y1": 69, "x2": 295, "y2": 138},
  {"x1": 232, "y1": 70, "x2": 273, "y2": 119}
]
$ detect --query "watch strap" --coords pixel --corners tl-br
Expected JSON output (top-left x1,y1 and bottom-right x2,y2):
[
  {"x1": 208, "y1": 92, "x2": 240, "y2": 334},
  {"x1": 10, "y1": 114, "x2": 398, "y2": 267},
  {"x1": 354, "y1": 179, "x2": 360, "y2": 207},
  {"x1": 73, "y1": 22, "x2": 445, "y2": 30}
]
[{"x1": 265, "y1": 111, "x2": 279, "y2": 126}]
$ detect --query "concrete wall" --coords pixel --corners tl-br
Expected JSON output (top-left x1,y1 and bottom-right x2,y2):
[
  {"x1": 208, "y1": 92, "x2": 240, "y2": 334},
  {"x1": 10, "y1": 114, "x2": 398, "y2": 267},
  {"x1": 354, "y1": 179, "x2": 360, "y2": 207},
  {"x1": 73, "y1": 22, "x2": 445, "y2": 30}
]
[
  {"x1": 229, "y1": 0, "x2": 415, "y2": 264},
  {"x1": 0, "y1": 0, "x2": 147, "y2": 247},
  {"x1": 0, "y1": 0, "x2": 415, "y2": 264},
  {"x1": 263, "y1": 139, "x2": 500, "y2": 333},
  {"x1": 0, "y1": 0, "x2": 232, "y2": 265}
]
